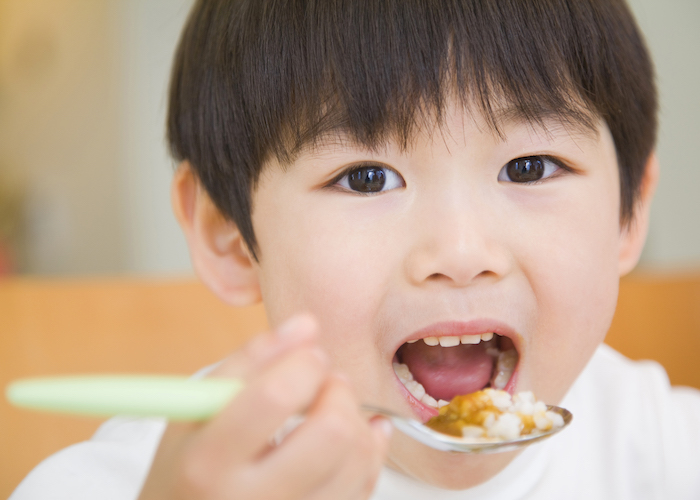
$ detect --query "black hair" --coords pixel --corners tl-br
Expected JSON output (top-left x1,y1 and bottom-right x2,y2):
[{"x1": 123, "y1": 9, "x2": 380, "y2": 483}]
[{"x1": 168, "y1": 0, "x2": 657, "y2": 259}]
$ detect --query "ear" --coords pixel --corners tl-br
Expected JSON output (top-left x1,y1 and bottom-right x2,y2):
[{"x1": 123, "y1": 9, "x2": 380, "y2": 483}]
[
  {"x1": 172, "y1": 163, "x2": 262, "y2": 306},
  {"x1": 618, "y1": 152, "x2": 659, "y2": 276}
]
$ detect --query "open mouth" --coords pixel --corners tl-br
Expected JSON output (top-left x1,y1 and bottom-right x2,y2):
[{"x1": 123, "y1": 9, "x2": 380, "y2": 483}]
[{"x1": 392, "y1": 331, "x2": 519, "y2": 412}]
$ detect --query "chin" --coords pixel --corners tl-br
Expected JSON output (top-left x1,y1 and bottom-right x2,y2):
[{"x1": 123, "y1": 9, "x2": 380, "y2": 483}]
[{"x1": 387, "y1": 436, "x2": 522, "y2": 490}]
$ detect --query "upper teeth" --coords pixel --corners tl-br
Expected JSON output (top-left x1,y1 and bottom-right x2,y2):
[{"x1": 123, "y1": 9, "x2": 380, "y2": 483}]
[{"x1": 407, "y1": 332, "x2": 495, "y2": 347}]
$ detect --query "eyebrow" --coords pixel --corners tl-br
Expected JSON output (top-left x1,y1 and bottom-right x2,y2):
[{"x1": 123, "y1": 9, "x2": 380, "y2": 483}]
[
  {"x1": 283, "y1": 124, "x2": 383, "y2": 165},
  {"x1": 489, "y1": 102, "x2": 601, "y2": 142}
]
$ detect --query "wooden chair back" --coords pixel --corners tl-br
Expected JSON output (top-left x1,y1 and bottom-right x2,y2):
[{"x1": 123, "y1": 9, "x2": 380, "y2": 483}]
[{"x1": 606, "y1": 271, "x2": 700, "y2": 389}]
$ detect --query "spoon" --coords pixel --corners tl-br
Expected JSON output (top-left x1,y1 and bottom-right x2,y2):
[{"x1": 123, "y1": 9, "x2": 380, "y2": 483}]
[
  {"x1": 362, "y1": 404, "x2": 572, "y2": 453},
  {"x1": 6, "y1": 375, "x2": 571, "y2": 454}
]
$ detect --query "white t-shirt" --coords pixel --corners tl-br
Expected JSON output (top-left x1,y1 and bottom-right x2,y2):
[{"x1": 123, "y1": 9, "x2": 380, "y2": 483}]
[{"x1": 11, "y1": 345, "x2": 700, "y2": 499}]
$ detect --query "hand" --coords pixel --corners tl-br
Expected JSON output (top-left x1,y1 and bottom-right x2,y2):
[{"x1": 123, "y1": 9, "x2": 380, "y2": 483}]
[{"x1": 138, "y1": 314, "x2": 392, "y2": 500}]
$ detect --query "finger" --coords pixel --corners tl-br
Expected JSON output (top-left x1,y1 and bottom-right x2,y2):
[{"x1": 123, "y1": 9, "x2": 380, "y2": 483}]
[
  {"x1": 358, "y1": 416, "x2": 393, "y2": 498},
  {"x1": 302, "y1": 416, "x2": 391, "y2": 500},
  {"x1": 194, "y1": 342, "x2": 331, "y2": 465},
  {"x1": 304, "y1": 395, "x2": 393, "y2": 500},
  {"x1": 305, "y1": 413, "x2": 392, "y2": 500},
  {"x1": 210, "y1": 313, "x2": 319, "y2": 381},
  {"x1": 250, "y1": 375, "x2": 379, "y2": 499},
  {"x1": 141, "y1": 314, "x2": 325, "y2": 498}
]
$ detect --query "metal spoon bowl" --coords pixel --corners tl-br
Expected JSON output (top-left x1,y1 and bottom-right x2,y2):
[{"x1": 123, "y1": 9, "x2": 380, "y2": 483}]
[{"x1": 363, "y1": 404, "x2": 572, "y2": 453}]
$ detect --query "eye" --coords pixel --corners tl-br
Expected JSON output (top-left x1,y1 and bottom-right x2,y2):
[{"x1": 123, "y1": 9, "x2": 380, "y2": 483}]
[
  {"x1": 335, "y1": 163, "x2": 405, "y2": 193},
  {"x1": 498, "y1": 156, "x2": 561, "y2": 183}
]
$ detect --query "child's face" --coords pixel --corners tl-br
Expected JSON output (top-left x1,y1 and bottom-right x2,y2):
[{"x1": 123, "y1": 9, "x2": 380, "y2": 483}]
[{"x1": 247, "y1": 101, "x2": 627, "y2": 487}]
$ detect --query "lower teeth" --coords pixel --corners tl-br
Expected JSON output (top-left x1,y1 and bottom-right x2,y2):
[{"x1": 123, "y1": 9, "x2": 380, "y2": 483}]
[
  {"x1": 491, "y1": 349, "x2": 517, "y2": 390},
  {"x1": 393, "y1": 347, "x2": 518, "y2": 407},
  {"x1": 393, "y1": 362, "x2": 450, "y2": 408}
]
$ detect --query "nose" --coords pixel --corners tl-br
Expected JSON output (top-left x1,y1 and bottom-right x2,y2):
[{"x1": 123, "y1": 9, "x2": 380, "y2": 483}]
[{"x1": 404, "y1": 192, "x2": 512, "y2": 288}]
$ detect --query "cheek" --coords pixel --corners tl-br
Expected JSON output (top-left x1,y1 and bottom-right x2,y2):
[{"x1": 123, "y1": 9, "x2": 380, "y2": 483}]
[
  {"x1": 522, "y1": 188, "x2": 621, "y2": 400},
  {"x1": 253, "y1": 199, "x2": 398, "y2": 365}
]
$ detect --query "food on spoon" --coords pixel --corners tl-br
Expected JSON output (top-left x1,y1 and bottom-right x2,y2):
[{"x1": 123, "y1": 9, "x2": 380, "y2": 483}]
[{"x1": 426, "y1": 389, "x2": 564, "y2": 441}]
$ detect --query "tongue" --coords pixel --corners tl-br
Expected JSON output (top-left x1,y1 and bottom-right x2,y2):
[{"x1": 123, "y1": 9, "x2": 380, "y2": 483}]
[{"x1": 400, "y1": 342, "x2": 495, "y2": 402}]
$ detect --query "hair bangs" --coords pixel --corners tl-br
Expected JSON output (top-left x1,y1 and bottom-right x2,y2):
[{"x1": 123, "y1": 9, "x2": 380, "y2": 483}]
[{"x1": 262, "y1": 1, "x2": 598, "y2": 165}]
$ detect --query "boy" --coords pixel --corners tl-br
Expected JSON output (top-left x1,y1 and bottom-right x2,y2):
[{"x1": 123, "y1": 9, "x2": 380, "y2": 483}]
[{"x1": 11, "y1": 0, "x2": 700, "y2": 498}]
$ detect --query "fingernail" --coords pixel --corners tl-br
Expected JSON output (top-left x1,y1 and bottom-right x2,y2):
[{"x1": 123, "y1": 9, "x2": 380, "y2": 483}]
[{"x1": 275, "y1": 313, "x2": 317, "y2": 342}]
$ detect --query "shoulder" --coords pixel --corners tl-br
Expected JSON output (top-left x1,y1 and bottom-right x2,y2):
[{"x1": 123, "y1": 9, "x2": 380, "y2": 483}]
[
  {"x1": 573, "y1": 343, "x2": 672, "y2": 407},
  {"x1": 9, "y1": 417, "x2": 166, "y2": 500},
  {"x1": 557, "y1": 344, "x2": 700, "y2": 498},
  {"x1": 574, "y1": 343, "x2": 700, "y2": 425}
]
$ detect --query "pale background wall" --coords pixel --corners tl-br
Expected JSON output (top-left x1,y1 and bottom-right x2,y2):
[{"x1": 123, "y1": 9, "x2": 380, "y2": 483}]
[
  {"x1": 0, "y1": 0, "x2": 127, "y2": 274},
  {"x1": 0, "y1": 0, "x2": 194, "y2": 275},
  {"x1": 0, "y1": 0, "x2": 698, "y2": 275},
  {"x1": 118, "y1": 0, "x2": 193, "y2": 274},
  {"x1": 629, "y1": 0, "x2": 700, "y2": 269}
]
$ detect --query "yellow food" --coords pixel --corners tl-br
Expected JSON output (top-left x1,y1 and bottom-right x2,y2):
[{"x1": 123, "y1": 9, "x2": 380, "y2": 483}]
[{"x1": 426, "y1": 389, "x2": 562, "y2": 441}]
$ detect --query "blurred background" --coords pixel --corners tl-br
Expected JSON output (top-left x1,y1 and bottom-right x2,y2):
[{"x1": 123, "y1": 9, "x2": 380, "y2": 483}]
[{"x1": 0, "y1": 0, "x2": 699, "y2": 276}]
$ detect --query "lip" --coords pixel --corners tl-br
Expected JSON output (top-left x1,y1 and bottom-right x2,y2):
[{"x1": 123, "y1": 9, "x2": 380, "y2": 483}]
[
  {"x1": 396, "y1": 319, "x2": 523, "y2": 352},
  {"x1": 392, "y1": 319, "x2": 523, "y2": 421}
]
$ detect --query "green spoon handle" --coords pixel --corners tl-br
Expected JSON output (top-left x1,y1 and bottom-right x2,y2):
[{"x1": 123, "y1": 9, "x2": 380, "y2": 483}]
[{"x1": 6, "y1": 375, "x2": 244, "y2": 421}]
